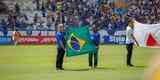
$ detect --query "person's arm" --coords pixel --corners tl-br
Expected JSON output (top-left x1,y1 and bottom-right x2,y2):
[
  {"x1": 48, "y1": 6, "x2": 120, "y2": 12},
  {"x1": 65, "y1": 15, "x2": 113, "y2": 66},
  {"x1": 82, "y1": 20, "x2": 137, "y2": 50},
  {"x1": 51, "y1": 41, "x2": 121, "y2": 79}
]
[
  {"x1": 97, "y1": 33, "x2": 100, "y2": 47},
  {"x1": 60, "y1": 41, "x2": 66, "y2": 51},
  {"x1": 131, "y1": 34, "x2": 139, "y2": 46},
  {"x1": 57, "y1": 33, "x2": 66, "y2": 51},
  {"x1": 94, "y1": 33, "x2": 100, "y2": 48},
  {"x1": 90, "y1": 34, "x2": 97, "y2": 47}
]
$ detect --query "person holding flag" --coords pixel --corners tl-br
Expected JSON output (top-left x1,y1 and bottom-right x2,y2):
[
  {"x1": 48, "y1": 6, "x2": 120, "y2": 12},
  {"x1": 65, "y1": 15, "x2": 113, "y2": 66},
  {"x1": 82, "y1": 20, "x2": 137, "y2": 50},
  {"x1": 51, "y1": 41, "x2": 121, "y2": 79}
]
[
  {"x1": 55, "y1": 24, "x2": 66, "y2": 70},
  {"x1": 89, "y1": 26, "x2": 100, "y2": 69},
  {"x1": 126, "y1": 20, "x2": 139, "y2": 67}
]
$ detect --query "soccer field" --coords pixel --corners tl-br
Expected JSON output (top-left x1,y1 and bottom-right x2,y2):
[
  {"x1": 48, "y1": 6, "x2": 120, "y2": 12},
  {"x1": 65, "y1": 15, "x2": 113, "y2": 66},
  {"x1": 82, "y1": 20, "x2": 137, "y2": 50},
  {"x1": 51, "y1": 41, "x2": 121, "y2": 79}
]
[{"x1": 0, "y1": 45, "x2": 159, "y2": 80}]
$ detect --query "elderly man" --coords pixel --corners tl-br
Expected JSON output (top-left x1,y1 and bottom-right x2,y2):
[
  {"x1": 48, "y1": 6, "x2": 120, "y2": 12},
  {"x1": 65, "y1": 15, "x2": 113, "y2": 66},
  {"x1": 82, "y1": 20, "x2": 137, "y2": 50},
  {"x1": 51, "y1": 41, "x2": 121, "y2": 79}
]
[{"x1": 55, "y1": 24, "x2": 66, "y2": 70}]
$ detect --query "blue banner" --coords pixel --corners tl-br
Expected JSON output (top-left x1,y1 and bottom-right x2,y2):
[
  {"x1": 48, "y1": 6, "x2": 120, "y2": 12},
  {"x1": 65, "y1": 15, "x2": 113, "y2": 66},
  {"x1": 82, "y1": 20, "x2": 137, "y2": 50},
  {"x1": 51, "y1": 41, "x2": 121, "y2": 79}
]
[
  {"x1": 99, "y1": 30, "x2": 126, "y2": 45},
  {"x1": 103, "y1": 35, "x2": 126, "y2": 45},
  {"x1": 0, "y1": 36, "x2": 12, "y2": 45}
]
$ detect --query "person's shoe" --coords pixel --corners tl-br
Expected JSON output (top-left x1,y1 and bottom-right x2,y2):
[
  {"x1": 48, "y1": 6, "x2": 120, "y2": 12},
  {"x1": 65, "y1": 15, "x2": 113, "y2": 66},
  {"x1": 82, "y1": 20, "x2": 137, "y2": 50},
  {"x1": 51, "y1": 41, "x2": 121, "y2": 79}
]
[
  {"x1": 127, "y1": 64, "x2": 134, "y2": 67},
  {"x1": 56, "y1": 67, "x2": 64, "y2": 70},
  {"x1": 56, "y1": 68, "x2": 61, "y2": 70},
  {"x1": 94, "y1": 66, "x2": 97, "y2": 69},
  {"x1": 60, "y1": 68, "x2": 64, "y2": 70},
  {"x1": 89, "y1": 66, "x2": 94, "y2": 70}
]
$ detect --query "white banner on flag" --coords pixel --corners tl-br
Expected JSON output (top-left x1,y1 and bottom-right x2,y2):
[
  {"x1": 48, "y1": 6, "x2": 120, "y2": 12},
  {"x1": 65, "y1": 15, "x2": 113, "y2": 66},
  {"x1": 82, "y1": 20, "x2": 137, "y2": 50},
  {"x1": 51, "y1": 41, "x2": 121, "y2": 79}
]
[{"x1": 134, "y1": 21, "x2": 160, "y2": 48}]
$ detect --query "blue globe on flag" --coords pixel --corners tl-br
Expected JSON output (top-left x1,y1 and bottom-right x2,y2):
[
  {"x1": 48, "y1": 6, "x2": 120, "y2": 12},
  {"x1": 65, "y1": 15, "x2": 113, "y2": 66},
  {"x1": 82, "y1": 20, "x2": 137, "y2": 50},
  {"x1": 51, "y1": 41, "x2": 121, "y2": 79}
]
[{"x1": 70, "y1": 36, "x2": 80, "y2": 51}]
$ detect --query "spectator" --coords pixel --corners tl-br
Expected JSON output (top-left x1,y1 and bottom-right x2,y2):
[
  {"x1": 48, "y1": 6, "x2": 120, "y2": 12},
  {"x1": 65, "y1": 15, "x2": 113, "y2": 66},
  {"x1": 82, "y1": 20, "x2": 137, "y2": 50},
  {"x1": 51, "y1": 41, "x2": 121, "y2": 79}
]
[
  {"x1": 51, "y1": 0, "x2": 56, "y2": 12},
  {"x1": 34, "y1": 0, "x2": 40, "y2": 10},
  {"x1": 1, "y1": 19, "x2": 8, "y2": 36},
  {"x1": 1, "y1": 0, "x2": 160, "y2": 32},
  {"x1": 41, "y1": 0, "x2": 46, "y2": 17},
  {"x1": 8, "y1": 10, "x2": 17, "y2": 30},
  {"x1": 15, "y1": 3, "x2": 20, "y2": 15}
]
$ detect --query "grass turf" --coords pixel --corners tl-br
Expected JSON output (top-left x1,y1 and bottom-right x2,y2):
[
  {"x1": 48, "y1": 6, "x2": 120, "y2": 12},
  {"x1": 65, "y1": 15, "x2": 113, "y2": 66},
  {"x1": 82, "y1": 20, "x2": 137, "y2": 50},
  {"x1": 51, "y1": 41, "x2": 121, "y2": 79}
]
[{"x1": 0, "y1": 45, "x2": 159, "y2": 80}]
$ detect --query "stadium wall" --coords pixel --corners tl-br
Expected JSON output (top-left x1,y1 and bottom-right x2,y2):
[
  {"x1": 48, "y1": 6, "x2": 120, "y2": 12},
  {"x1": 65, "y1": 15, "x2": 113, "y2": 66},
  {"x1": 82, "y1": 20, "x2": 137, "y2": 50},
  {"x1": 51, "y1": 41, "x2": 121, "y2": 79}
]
[{"x1": 0, "y1": 30, "x2": 126, "y2": 45}]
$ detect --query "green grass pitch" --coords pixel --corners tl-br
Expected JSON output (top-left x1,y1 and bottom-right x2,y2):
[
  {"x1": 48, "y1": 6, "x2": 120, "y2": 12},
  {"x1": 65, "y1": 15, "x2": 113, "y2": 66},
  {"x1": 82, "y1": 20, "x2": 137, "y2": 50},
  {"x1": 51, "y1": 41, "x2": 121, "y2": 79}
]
[{"x1": 0, "y1": 45, "x2": 159, "y2": 80}]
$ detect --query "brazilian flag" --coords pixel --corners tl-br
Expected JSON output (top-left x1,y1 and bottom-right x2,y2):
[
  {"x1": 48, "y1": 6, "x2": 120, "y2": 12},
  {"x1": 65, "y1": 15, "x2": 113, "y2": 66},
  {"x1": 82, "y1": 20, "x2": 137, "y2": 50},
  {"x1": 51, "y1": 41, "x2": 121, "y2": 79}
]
[{"x1": 66, "y1": 25, "x2": 96, "y2": 57}]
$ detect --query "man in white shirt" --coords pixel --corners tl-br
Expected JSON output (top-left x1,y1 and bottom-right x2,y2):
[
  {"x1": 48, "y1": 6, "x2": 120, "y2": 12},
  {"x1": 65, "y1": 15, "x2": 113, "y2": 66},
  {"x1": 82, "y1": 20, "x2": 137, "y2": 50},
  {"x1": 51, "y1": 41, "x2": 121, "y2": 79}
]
[{"x1": 126, "y1": 20, "x2": 139, "y2": 67}]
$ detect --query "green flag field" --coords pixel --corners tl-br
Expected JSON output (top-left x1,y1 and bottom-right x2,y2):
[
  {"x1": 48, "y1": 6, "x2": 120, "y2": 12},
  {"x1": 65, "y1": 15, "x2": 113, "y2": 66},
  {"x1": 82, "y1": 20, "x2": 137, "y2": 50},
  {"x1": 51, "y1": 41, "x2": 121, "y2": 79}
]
[
  {"x1": 0, "y1": 45, "x2": 159, "y2": 80},
  {"x1": 66, "y1": 26, "x2": 96, "y2": 57}
]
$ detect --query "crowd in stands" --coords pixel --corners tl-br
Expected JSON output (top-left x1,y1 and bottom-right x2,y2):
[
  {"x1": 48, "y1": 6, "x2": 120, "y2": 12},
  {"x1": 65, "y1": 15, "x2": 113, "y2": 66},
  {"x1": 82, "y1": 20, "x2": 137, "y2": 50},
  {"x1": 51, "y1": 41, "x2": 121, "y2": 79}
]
[{"x1": 0, "y1": 0, "x2": 160, "y2": 35}]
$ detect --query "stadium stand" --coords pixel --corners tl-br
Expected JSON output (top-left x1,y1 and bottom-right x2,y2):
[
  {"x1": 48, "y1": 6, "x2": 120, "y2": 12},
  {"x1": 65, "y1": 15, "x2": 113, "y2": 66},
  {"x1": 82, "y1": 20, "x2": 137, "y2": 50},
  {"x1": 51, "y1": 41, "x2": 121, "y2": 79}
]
[{"x1": 0, "y1": 0, "x2": 160, "y2": 33}]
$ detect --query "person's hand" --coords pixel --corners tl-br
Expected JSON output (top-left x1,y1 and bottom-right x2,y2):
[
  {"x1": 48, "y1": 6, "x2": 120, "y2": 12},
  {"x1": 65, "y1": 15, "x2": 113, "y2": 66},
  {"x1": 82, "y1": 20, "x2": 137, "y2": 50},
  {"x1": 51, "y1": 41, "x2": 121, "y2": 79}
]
[
  {"x1": 96, "y1": 46, "x2": 99, "y2": 49},
  {"x1": 136, "y1": 42, "x2": 139, "y2": 47},
  {"x1": 134, "y1": 43, "x2": 139, "y2": 48},
  {"x1": 64, "y1": 48, "x2": 66, "y2": 51},
  {"x1": 137, "y1": 44, "x2": 139, "y2": 47}
]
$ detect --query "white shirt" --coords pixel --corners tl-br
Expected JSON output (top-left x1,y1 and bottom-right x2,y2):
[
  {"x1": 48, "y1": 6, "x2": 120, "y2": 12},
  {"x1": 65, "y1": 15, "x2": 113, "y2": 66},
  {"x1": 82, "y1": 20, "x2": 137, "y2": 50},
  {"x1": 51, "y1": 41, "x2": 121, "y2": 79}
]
[{"x1": 126, "y1": 26, "x2": 134, "y2": 44}]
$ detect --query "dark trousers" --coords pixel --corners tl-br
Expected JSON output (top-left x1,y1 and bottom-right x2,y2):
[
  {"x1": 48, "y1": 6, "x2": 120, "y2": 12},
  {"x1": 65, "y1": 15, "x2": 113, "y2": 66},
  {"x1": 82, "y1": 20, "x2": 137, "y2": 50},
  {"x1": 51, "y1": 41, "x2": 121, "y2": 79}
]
[
  {"x1": 89, "y1": 49, "x2": 98, "y2": 67},
  {"x1": 126, "y1": 43, "x2": 134, "y2": 65},
  {"x1": 56, "y1": 48, "x2": 65, "y2": 68}
]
